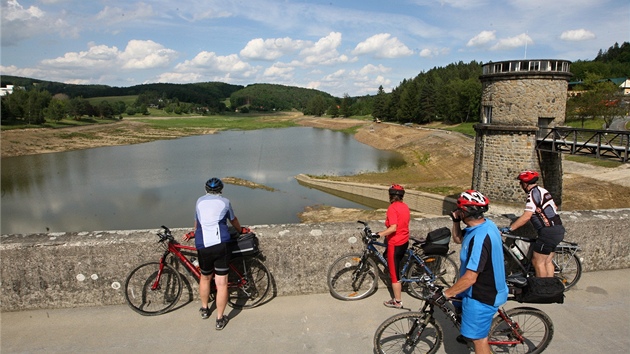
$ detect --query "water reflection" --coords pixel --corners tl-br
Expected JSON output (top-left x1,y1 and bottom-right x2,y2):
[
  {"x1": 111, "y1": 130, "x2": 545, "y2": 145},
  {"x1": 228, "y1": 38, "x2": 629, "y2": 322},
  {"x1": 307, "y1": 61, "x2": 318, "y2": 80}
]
[{"x1": 1, "y1": 127, "x2": 404, "y2": 234}]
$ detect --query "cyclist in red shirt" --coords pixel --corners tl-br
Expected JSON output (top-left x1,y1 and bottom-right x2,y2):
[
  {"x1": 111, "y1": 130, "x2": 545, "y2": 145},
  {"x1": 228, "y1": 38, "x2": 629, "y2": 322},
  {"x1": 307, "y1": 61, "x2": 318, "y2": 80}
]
[{"x1": 374, "y1": 184, "x2": 410, "y2": 309}]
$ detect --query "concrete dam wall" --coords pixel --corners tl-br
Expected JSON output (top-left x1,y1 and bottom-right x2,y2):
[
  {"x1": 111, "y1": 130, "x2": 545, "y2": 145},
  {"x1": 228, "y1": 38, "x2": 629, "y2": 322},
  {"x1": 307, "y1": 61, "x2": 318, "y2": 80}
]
[{"x1": 1, "y1": 208, "x2": 629, "y2": 312}]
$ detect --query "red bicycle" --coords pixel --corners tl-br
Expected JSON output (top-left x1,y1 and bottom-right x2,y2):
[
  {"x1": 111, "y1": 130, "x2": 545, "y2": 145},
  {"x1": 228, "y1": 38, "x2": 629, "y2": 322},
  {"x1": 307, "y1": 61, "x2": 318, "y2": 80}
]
[
  {"x1": 373, "y1": 275, "x2": 554, "y2": 353},
  {"x1": 124, "y1": 225, "x2": 271, "y2": 316}
]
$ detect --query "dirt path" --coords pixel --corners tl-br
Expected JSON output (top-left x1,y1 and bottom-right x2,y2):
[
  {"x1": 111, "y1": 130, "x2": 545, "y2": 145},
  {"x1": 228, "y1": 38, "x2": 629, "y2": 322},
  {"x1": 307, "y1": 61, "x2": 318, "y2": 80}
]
[{"x1": 2, "y1": 115, "x2": 628, "y2": 222}]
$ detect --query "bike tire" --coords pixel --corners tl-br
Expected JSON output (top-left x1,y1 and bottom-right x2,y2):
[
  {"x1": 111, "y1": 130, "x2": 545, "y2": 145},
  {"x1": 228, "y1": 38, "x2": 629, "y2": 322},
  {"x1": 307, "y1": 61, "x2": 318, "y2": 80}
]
[
  {"x1": 407, "y1": 254, "x2": 459, "y2": 299},
  {"x1": 327, "y1": 253, "x2": 379, "y2": 301},
  {"x1": 227, "y1": 256, "x2": 271, "y2": 309},
  {"x1": 373, "y1": 311, "x2": 443, "y2": 354},
  {"x1": 489, "y1": 307, "x2": 554, "y2": 354},
  {"x1": 124, "y1": 262, "x2": 183, "y2": 316},
  {"x1": 554, "y1": 251, "x2": 582, "y2": 290}
]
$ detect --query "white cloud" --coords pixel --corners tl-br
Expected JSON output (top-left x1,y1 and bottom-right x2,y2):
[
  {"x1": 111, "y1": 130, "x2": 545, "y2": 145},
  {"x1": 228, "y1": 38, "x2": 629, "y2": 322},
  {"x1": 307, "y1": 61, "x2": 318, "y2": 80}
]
[
  {"x1": 299, "y1": 32, "x2": 350, "y2": 66},
  {"x1": 560, "y1": 29, "x2": 596, "y2": 41},
  {"x1": 120, "y1": 40, "x2": 178, "y2": 69},
  {"x1": 419, "y1": 47, "x2": 450, "y2": 58},
  {"x1": 490, "y1": 33, "x2": 533, "y2": 51},
  {"x1": 352, "y1": 33, "x2": 413, "y2": 58},
  {"x1": 171, "y1": 51, "x2": 258, "y2": 81},
  {"x1": 95, "y1": 3, "x2": 156, "y2": 24},
  {"x1": 263, "y1": 64, "x2": 295, "y2": 80},
  {"x1": 1, "y1": 0, "x2": 73, "y2": 46},
  {"x1": 467, "y1": 30, "x2": 496, "y2": 47},
  {"x1": 240, "y1": 37, "x2": 307, "y2": 61}
]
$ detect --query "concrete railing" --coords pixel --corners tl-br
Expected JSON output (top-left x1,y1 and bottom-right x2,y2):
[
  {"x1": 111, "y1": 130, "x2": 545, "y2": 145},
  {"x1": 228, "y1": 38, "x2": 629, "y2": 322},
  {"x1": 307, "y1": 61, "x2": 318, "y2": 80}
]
[{"x1": 1, "y1": 209, "x2": 629, "y2": 312}]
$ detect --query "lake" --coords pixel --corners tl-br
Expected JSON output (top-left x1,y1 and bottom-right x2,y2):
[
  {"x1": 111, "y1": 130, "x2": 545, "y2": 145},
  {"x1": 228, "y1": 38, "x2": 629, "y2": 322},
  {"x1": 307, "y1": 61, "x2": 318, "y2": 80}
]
[{"x1": 1, "y1": 127, "x2": 405, "y2": 234}]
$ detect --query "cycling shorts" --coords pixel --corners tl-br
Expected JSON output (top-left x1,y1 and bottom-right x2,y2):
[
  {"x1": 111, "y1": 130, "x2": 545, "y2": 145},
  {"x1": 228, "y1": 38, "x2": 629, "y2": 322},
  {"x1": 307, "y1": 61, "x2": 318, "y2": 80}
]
[
  {"x1": 386, "y1": 241, "x2": 409, "y2": 283},
  {"x1": 534, "y1": 225, "x2": 565, "y2": 255},
  {"x1": 197, "y1": 243, "x2": 229, "y2": 276},
  {"x1": 460, "y1": 296, "x2": 497, "y2": 340}
]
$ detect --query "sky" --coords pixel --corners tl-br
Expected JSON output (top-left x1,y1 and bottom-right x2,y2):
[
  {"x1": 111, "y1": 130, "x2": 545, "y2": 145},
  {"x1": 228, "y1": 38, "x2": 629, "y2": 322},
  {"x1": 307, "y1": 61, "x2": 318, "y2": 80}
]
[{"x1": 1, "y1": 0, "x2": 629, "y2": 97}]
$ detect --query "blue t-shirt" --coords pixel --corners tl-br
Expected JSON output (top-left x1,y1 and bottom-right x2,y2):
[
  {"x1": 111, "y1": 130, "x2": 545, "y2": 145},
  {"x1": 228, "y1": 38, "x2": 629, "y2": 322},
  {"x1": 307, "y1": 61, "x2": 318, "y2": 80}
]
[
  {"x1": 194, "y1": 193, "x2": 235, "y2": 249},
  {"x1": 459, "y1": 218, "x2": 508, "y2": 307}
]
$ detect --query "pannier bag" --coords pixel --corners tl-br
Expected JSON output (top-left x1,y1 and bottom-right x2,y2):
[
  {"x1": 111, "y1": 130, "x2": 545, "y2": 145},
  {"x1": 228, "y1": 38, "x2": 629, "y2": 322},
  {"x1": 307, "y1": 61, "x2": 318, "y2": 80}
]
[
  {"x1": 421, "y1": 227, "x2": 451, "y2": 255},
  {"x1": 229, "y1": 232, "x2": 260, "y2": 257},
  {"x1": 515, "y1": 276, "x2": 565, "y2": 304}
]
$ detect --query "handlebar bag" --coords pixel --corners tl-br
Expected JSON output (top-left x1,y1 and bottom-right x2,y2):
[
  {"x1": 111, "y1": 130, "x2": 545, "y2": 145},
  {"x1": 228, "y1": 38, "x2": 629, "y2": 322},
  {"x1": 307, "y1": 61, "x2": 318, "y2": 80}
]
[
  {"x1": 228, "y1": 232, "x2": 260, "y2": 257},
  {"x1": 515, "y1": 277, "x2": 564, "y2": 304}
]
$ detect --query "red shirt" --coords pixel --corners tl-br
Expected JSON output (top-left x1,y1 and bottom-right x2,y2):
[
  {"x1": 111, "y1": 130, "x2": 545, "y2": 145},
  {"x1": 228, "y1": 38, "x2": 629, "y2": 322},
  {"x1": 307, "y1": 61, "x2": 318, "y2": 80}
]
[{"x1": 385, "y1": 201, "x2": 410, "y2": 246}]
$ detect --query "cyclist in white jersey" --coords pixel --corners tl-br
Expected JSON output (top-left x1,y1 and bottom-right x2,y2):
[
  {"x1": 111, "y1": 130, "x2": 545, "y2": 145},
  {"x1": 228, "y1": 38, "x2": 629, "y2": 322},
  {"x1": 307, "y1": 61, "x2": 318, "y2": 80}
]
[
  {"x1": 183, "y1": 177, "x2": 242, "y2": 330},
  {"x1": 502, "y1": 171, "x2": 565, "y2": 277}
]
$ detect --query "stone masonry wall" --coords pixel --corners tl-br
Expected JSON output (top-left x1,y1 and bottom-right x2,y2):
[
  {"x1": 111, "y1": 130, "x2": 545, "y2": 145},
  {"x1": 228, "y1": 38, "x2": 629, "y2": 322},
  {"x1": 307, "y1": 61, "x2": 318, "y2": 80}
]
[
  {"x1": 481, "y1": 78, "x2": 568, "y2": 126},
  {"x1": 2, "y1": 209, "x2": 629, "y2": 312}
]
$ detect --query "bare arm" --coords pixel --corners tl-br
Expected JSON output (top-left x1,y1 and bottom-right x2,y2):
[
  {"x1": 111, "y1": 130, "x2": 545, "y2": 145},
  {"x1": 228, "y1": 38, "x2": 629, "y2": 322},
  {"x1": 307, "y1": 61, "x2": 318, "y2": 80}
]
[
  {"x1": 377, "y1": 224, "x2": 397, "y2": 238},
  {"x1": 509, "y1": 211, "x2": 533, "y2": 231},
  {"x1": 450, "y1": 209, "x2": 465, "y2": 244},
  {"x1": 230, "y1": 216, "x2": 242, "y2": 233},
  {"x1": 443, "y1": 269, "x2": 478, "y2": 298}
]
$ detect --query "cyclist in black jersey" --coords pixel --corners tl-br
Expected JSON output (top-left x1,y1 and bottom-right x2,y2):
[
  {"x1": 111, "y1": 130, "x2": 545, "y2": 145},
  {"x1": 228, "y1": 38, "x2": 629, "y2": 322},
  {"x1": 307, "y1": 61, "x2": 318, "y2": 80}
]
[{"x1": 502, "y1": 171, "x2": 565, "y2": 277}]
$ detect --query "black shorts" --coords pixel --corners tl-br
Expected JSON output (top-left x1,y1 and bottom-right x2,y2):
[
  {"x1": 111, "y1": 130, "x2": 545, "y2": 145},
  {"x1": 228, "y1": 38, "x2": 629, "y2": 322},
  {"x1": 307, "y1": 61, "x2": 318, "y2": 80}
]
[
  {"x1": 534, "y1": 225, "x2": 565, "y2": 255},
  {"x1": 197, "y1": 243, "x2": 229, "y2": 276}
]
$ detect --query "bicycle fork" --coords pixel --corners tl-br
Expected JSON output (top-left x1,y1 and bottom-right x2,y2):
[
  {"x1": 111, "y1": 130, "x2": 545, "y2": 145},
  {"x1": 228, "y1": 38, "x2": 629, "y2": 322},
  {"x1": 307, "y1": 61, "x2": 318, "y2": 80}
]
[{"x1": 405, "y1": 313, "x2": 432, "y2": 349}]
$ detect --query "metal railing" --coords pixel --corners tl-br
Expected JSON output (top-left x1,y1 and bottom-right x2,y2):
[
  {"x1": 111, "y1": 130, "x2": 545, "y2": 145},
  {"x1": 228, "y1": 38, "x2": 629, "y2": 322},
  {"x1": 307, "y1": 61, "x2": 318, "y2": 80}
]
[{"x1": 536, "y1": 127, "x2": 629, "y2": 163}]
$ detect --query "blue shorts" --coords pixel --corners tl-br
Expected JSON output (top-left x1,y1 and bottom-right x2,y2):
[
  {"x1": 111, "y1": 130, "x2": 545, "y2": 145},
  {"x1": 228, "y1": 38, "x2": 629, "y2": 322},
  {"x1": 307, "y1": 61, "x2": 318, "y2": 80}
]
[{"x1": 460, "y1": 297, "x2": 498, "y2": 340}]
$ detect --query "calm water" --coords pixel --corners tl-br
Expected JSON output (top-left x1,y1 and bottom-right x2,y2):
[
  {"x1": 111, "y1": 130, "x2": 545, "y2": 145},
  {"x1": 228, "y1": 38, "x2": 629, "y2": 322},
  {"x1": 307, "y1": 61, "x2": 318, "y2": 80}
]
[{"x1": 1, "y1": 127, "x2": 404, "y2": 234}]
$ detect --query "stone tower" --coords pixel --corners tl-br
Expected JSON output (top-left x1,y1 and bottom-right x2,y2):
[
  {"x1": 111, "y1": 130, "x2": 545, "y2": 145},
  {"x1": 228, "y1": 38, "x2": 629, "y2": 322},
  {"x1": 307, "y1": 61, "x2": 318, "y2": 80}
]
[{"x1": 472, "y1": 59, "x2": 572, "y2": 207}]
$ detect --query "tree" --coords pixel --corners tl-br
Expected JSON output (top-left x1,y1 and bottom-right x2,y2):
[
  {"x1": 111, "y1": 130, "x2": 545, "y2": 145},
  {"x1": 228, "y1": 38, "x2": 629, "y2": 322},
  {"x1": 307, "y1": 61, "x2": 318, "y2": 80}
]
[
  {"x1": 44, "y1": 99, "x2": 67, "y2": 122},
  {"x1": 372, "y1": 86, "x2": 388, "y2": 119},
  {"x1": 306, "y1": 95, "x2": 327, "y2": 116},
  {"x1": 327, "y1": 103, "x2": 340, "y2": 118},
  {"x1": 340, "y1": 94, "x2": 353, "y2": 118},
  {"x1": 566, "y1": 73, "x2": 624, "y2": 128}
]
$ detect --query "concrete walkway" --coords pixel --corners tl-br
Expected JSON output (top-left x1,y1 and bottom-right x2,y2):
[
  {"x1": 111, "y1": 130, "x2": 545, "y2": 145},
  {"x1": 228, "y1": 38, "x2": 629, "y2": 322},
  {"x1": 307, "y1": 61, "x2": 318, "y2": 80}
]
[{"x1": 1, "y1": 269, "x2": 628, "y2": 353}]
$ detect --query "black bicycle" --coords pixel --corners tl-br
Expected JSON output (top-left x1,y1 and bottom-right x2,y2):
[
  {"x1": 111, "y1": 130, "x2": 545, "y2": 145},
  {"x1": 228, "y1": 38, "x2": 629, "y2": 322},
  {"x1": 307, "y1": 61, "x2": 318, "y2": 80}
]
[
  {"x1": 373, "y1": 275, "x2": 554, "y2": 354},
  {"x1": 327, "y1": 220, "x2": 459, "y2": 301},
  {"x1": 502, "y1": 231, "x2": 582, "y2": 290}
]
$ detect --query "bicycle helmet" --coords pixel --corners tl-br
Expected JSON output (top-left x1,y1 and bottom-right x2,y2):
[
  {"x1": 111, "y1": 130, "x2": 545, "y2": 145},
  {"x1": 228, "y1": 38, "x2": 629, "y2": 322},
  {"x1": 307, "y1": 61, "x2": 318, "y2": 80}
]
[
  {"x1": 516, "y1": 170, "x2": 539, "y2": 184},
  {"x1": 456, "y1": 190, "x2": 489, "y2": 217},
  {"x1": 388, "y1": 184, "x2": 405, "y2": 197},
  {"x1": 205, "y1": 177, "x2": 224, "y2": 193}
]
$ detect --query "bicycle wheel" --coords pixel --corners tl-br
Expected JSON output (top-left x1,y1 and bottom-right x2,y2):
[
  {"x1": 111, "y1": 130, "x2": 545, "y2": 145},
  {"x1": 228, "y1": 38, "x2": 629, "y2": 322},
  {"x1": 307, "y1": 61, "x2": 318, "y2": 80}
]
[
  {"x1": 373, "y1": 312, "x2": 443, "y2": 354},
  {"x1": 124, "y1": 262, "x2": 183, "y2": 316},
  {"x1": 407, "y1": 254, "x2": 459, "y2": 299},
  {"x1": 327, "y1": 253, "x2": 379, "y2": 300},
  {"x1": 227, "y1": 256, "x2": 271, "y2": 309},
  {"x1": 489, "y1": 307, "x2": 554, "y2": 354},
  {"x1": 554, "y1": 251, "x2": 582, "y2": 290}
]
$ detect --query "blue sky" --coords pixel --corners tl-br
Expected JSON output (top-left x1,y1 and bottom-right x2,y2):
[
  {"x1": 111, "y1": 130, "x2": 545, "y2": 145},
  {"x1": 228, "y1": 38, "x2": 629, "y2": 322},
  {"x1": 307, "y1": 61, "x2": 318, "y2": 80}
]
[{"x1": 1, "y1": 0, "x2": 628, "y2": 97}]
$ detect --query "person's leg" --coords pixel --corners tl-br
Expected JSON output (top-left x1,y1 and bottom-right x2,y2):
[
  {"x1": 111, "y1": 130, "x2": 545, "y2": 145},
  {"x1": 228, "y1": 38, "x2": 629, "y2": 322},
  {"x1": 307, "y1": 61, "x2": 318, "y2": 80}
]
[
  {"x1": 214, "y1": 273, "x2": 228, "y2": 319},
  {"x1": 471, "y1": 338, "x2": 492, "y2": 354},
  {"x1": 531, "y1": 251, "x2": 549, "y2": 277},
  {"x1": 545, "y1": 252, "x2": 555, "y2": 277},
  {"x1": 199, "y1": 274, "x2": 212, "y2": 309}
]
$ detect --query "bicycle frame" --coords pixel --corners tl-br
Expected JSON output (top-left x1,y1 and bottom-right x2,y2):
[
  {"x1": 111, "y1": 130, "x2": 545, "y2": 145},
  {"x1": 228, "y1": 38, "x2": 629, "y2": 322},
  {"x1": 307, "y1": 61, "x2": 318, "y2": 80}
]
[
  {"x1": 151, "y1": 229, "x2": 250, "y2": 292},
  {"x1": 411, "y1": 299, "x2": 526, "y2": 347},
  {"x1": 363, "y1": 234, "x2": 436, "y2": 285},
  {"x1": 502, "y1": 233, "x2": 581, "y2": 276}
]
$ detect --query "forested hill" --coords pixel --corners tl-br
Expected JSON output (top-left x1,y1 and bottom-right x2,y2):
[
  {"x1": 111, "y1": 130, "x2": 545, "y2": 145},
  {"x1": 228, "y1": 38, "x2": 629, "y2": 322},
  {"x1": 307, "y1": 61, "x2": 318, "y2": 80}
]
[
  {"x1": 230, "y1": 83, "x2": 335, "y2": 111},
  {"x1": 0, "y1": 76, "x2": 244, "y2": 105}
]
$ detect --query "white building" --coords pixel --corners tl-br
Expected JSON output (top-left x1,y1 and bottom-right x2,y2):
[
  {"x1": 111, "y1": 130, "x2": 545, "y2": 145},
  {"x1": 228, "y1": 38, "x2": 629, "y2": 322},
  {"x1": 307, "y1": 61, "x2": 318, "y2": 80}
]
[{"x1": 0, "y1": 85, "x2": 15, "y2": 96}]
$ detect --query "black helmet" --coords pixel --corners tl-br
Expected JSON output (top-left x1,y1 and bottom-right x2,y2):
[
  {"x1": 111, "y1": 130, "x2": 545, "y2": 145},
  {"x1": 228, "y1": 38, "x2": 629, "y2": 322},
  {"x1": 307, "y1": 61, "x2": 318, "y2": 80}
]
[
  {"x1": 388, "y1": 184, "x2": 405, "y2": 197},
  {"x1": 205, "y1": 177, "x2": 224, "y2": 193}
]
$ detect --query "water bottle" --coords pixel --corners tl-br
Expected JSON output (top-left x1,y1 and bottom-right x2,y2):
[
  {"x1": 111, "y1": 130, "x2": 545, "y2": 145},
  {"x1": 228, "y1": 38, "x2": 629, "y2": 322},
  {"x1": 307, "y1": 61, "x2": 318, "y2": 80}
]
[
  {"x1": 191, "y1": 257, "x2": 200, "y2": 268},
  {"x1": 510, "y1": 245, "x2": 524, "y2": 261}
]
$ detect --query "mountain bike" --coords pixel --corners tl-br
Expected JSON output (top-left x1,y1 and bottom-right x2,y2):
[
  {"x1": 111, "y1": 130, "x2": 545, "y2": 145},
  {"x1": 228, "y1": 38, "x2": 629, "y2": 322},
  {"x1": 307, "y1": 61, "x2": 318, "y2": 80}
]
[
  {"x1": 373, "y1": 275, "x2": 554, "y2": 354},
  {"x1": 502, "y1": 231, "x2": 582, "y2": 290},
  {"x1": 327, "y1": 220, "x2": 459, "y2": 301},
  {"x1": 124, "y1": 225, "x2": 271, "y2": 316}
]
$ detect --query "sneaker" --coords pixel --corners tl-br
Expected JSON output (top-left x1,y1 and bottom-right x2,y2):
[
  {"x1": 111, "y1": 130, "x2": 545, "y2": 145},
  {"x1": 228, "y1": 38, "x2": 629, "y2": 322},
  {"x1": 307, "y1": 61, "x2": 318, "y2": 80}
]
[
  {"x1": 199, "y1": 307, "x2": 211, "y2": 320},
  {"x1": 383, "y1": 299, "x2": 403, "y2": 309},
  {"x1": 216, "y1": 315, "x2": 229, "y2": 330}
]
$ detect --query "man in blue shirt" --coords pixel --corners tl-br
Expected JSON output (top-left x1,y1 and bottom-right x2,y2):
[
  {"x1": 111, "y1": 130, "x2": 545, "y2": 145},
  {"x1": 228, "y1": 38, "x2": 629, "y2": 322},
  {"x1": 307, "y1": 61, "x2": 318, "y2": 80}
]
[
  {"x1": 443, "y1": 190, "x2": 508, "y2": 354},
  {"x1": 183, "y1": 177, "x2": 242, "y2": 330}
]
